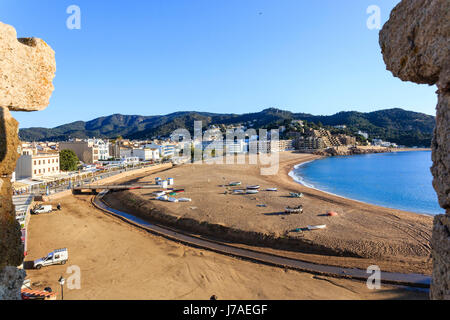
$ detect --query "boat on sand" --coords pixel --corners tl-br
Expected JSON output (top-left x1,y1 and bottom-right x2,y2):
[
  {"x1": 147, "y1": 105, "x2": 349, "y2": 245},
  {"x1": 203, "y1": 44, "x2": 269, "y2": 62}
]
[
  {"x1": 289, "y1": 192, "x2": 303, "y2": 198},
  {"x1": 307, "y1": 225, "x2": 326, "y2": 230},
  {"x1": 285, "y1": 205, "x2": 303, "y2": 214}
]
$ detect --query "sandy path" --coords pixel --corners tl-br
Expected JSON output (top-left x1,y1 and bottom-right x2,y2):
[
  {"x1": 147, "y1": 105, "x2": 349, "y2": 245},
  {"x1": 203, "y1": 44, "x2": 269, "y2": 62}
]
[{"x1": 24, "y1": 194, "x2": 427, "y2": 300}]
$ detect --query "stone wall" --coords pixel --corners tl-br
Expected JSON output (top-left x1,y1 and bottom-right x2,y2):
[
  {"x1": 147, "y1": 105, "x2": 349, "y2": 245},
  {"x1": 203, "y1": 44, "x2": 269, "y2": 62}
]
[
  {"x1": 0, "y1": 22, "x2": 56, "y2": 300},
  {"x1": 380, "y1": 0, "x2": 449, "y2": 299}
]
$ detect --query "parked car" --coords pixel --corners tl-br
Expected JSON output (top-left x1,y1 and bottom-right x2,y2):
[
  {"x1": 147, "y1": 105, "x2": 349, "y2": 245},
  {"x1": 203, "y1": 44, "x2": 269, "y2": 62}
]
[
  {"x1": 33, "y1": 248, "x2": 68, "y2": 269},
  {"x1": 31, "y1": 205, "x2": 53, "y2": 215}
]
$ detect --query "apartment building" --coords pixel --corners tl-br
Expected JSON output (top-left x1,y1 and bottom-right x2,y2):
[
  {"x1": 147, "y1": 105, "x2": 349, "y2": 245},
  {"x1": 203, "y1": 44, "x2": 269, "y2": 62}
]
[
  {"x1": 224, "y1": 139, "x2": 247, "y2": 154},
  {"x1": 145, "y1": 143, "x2": 176, "y2": 158},
  {"x1": 89, "y1": 139, "x2": 110, "y2": 160},
  {"x1": 294, "y1": 136, "x2": 325, "y2": 150},
  {"x1": 15, "y1": 153, "x2": 60, "y2": 180},
  {"x1": 120, "y1": 148, "x2": 160, "y2": 161},
  {"x1": 59, "y1": 140, "x2": 100, "y2": 164},
  {"x1": 272, "y1": 140, "x2": 294, "y2": 152}
]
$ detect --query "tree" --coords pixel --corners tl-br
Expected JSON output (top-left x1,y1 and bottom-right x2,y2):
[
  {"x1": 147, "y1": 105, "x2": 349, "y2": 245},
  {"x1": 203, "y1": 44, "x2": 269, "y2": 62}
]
[{"x1": 60, "y1": 149, "x2": 79, "y2": 171}]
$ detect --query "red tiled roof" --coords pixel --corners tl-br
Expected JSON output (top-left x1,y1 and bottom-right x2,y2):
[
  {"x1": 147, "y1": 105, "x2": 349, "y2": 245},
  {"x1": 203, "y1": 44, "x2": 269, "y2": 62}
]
[{"x1": 21, "y1": 288, "x2": 57, "y2": 300}]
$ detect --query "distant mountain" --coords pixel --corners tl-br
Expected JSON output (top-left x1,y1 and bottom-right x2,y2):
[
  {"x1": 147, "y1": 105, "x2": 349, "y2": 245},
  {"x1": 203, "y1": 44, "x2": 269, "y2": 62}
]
[{"x1": 19, "y1": 108, "x2": 435, "y2": 147}]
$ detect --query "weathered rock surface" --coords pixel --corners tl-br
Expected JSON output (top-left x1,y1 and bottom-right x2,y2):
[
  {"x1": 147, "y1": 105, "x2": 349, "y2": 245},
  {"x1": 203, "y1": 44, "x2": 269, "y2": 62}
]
[
  {"x1": 379, "y1": 0, "x2": 450, "y2": 89},
  {"x1": 380, "y1": 0, "x2": 449, "y2": 300},
  {"x1": 0, "y1": 107, "x2": 21, "y2": 176},
  {"x1": 313, "y1": 146, "x2": 392, "y2": 157},
  {"x1": 0, "y1": 21, "x2": 56, "y2": 300},
  {"x1": 431, "y1": 215, "x2": 450, "y2": 300},
  {"x1": 0, "y1": 107, "x2": 23, "y2": 270},
  {"x1": 0, "y1": 21, "x2": 56, "y2": 111},
  {"x1": 0, "y1": 267, "x2": 26, "y2": 300}
]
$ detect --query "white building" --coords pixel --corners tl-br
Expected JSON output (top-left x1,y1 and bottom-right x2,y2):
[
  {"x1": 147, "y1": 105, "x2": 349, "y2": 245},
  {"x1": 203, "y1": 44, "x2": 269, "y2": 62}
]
[
  {"x1": 88, "y1": 139, "x2": 110, "y2": 160},
  {"x1": 15, "y1": 153, "x2": 60, "y2": 180},
  {"x1": 358, "y1": 131, "x2": 369, "y2": 139},
  {"x1": 372, "y1": 138, "x2": 397, "y2": 148},
  {"x1": 224, "y1": 139, "x2": 248, "y2": 154},
  {"x1": 120, "y1": 148, "x2": 160, "y2": 161},
  {"x1": 145, "y1": 143, "x2": 176, "y2": 158}
]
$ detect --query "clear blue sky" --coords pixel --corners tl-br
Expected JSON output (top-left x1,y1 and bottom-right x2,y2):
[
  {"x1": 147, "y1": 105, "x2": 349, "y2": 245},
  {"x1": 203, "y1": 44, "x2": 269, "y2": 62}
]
[{"x1": 1, "y1": 0, "x2": 437, "y2": 128}]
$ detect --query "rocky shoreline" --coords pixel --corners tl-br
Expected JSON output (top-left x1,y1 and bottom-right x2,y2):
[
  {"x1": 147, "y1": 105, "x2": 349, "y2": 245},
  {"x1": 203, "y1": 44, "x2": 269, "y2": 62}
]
[{"x1": 312, "y1": 146, "x2": 429, "y2": 157}]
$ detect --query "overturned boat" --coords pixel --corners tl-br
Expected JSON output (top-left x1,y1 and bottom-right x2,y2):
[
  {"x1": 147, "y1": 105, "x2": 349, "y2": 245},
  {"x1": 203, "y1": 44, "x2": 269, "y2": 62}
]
[
  {"x1": 307, "y1": 225, "x2": 326, "y2": 230},
  {"x1": 247, "y1": 185, "x2": 261, "y2": 190},
  {"x1": 285, "y1": 205, "x2": 303, "y2": 214},
  {"x1": 229, "y1": 182, "x2": 242, "y2": 186}
]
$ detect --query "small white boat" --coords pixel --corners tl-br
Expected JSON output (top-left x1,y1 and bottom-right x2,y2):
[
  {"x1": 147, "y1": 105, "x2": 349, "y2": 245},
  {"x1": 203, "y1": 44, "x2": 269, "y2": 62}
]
[
  {"x1": 233, "y1": 190, "x2": 245, "y2": 194},
  {"x1": 246, "y1": 190, "x2": 259, "y2": 194},
  {"x1": 307, "y1": 225, "x2": 327, "y2": 230},
  {"x1": 168, "y1": 197, "x2": 178, "y2": 203},
  {"x1": 266, "y1": 188, "x2": 278, "y2": 192},
  {"x1": 154, "y1": 191, "x2": 167, "y2": 197},
  {"x1": 229, "y1": 182, "x2": 242, "y2": 186},
  {"x1": 247, "y1": 185, "x2": 260, "y2": 190},
  {"x1": 178, "y1": 198, "x2": 192, "y2": 202},
  {"x1": 156, "y1": 195, "x2": 168, "y2": 201},
  {"x1": 290, "y1": 192, "x2": 303, "y2": 198}
]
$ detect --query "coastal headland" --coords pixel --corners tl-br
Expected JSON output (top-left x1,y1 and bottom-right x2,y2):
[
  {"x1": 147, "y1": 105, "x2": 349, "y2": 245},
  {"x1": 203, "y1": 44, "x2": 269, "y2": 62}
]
[{"x1": 104, "y1": 151, "x2": 433, "y2": 275}]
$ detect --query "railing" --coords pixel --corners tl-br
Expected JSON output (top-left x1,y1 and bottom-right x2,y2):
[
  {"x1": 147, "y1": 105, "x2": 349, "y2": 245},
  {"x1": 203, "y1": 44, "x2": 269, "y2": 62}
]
[{"x1": 23, "y1": 161, "x2": 167, "y2": 197}]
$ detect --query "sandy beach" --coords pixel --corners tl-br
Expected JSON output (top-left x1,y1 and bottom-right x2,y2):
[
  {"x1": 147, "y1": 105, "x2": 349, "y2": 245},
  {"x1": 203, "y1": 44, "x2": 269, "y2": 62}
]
[
  {"x1": 24, "y1": 193, "x2": 427, "y2": 300},
  {"x1": 104, "y1": 152, "x2": 433, "y2": 275},
  {"x1": 22, "y1": 153, "x2": 433, "y2": 299}
]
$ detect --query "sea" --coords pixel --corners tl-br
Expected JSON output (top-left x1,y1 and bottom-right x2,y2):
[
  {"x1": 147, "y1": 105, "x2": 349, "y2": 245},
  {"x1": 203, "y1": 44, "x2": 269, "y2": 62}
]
[{"x1": 289, "y1": 151, "x2": 444, "y2": 215}]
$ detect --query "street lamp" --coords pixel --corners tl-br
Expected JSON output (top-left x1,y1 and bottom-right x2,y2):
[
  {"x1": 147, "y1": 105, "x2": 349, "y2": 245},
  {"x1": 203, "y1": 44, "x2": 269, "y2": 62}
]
[{"x1": 58, "y1": 276, "x2": 65, "y2": 300}]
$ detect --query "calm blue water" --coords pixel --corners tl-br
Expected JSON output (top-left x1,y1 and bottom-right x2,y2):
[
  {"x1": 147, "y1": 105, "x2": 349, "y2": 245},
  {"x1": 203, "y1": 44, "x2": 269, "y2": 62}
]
[{"x1": 291, "y1": 151, "x2": 444, "y2": 215}]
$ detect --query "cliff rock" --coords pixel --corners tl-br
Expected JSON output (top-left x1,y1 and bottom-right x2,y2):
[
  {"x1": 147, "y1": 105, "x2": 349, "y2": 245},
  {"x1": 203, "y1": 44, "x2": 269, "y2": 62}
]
[
  {"x1": 380, "y1": 0, "x2": 449, "y2": 299},
  {"x1": 0, "y1": 21, "x2": 56, "y2": 300},
  {"x1": 0, "y1": 22, "x2": 56, "y2": 111}
]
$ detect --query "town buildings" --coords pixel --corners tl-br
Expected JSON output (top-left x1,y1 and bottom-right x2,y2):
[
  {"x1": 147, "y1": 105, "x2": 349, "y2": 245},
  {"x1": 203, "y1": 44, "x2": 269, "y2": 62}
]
[
  {"x1": 120, "y1": 148, "x2": 160, "y2": 161},
  {"x1": 294, "y1": 128, "x2": 356, "y2": 150},
  {"x1": 15, "y1": 153, "x2": 60, "y2": 180},
  {"x1": 59, "y1": 139, "x2": 110, "y2": 164}
]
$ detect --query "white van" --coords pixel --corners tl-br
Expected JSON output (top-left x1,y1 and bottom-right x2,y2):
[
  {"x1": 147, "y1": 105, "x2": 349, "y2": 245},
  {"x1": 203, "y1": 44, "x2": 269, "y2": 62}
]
[
  {"x1": 33, "y1": 248, "x2": 68, "y2": 269},
  {"x1": 31, "y1": 205, "x2": 53, "y2": 215}
]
